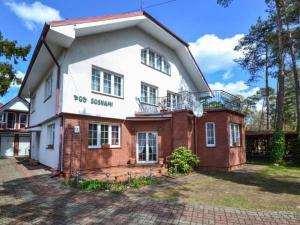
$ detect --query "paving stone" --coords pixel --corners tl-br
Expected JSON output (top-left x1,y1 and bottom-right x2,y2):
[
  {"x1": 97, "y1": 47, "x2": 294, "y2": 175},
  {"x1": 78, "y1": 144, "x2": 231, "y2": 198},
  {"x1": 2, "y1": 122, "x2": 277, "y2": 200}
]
[{"x1": 0, "y1": 158, "x2": 299, "y2": 225}]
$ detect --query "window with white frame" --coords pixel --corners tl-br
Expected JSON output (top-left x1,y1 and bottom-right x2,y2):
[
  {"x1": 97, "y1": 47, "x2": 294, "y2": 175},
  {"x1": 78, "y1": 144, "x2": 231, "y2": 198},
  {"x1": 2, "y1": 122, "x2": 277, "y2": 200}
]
[
  {"x1": 167, "y1": 92, "x2": 181, "y2": 110},
  {"x1": 44, "y1": 75, "x2": 52, "y2": 100},
  {"x1": 88, "y1": 124, "x2": 98, "y2": 147},
  {"x1": 230, "y1": 123, "x2": 240, "y2": 147},
  {"x1": 205, "y1": 122, "x2": 216, "y2": 147},
  {"x1": 6, "y1": 112, "x2": 15, "y2": 129},
  {"x1": 91, "y1": 67, "x2": 123, "y2": 97},
  {"x1": 47, "y1": 124, "x2": 55, "y2": 148},
  {"x1": 91, "y1": 68, "x2": 101, "y2": 92},
  {"x1": 141, "y1": 48, "x2": 171, "y2": 75},
  {"x1": 88, "y1": 123, "x2": 121, "y2": 148},
  {"x1": 141, "y1": 83, "x2": 158, "y2": 105},
  {"x1": 103, "y1": 72, "x2": 111, "y2": 94},
  {"x1": 19, "y1": 114, "x2": 28, "y2": 128},
  {"x1": 0, "y1": 113, "x2": 6, "y2": 128}
]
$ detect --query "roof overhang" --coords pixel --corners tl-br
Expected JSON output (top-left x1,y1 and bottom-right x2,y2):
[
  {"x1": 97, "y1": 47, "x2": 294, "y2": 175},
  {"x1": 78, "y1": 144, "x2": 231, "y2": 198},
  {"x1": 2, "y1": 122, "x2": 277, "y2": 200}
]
[{"x1": 19, "y1": 11, "x2": 212, "y2": 98}]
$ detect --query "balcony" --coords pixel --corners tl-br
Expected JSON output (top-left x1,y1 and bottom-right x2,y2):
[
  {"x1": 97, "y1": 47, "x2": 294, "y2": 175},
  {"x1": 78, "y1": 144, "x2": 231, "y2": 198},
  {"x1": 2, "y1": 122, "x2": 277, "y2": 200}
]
[{"x1": 137, "y1": 90, "x2": 241, "y2": 114}]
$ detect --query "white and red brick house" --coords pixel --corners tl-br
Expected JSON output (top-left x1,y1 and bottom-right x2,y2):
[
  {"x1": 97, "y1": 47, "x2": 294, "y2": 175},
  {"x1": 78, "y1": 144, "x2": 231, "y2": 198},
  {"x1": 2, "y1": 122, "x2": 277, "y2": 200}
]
[
  {"x1": 19, "y1": 11, "x2": 246, "y2": 176},
  {"x1": 0, "y1": 97, "x2": 30, "y2": 157}
]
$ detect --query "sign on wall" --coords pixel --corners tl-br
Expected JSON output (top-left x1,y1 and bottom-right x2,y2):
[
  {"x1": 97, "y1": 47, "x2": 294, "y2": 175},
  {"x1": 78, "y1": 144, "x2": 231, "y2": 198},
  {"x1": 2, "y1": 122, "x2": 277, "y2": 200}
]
[{"x1": 73, "y1": 95, "x2": 113, "y2": 107}]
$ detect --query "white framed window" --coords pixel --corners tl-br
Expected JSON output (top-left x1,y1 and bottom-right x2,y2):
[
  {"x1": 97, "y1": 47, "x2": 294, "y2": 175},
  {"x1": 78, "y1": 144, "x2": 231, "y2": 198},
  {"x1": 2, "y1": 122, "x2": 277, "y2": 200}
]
[
  {"x1": 91, "y1": 67, "x2": 123, "y2": 98},
  {"x1": 141, "y1": 49, "x2": 147, "y2": 64},
  {"x1": 0, "y1": 113, "x2": 6, "y2": 129},
  {"x1": 230, "y1": 123, "x2": 240, "y2": 147},
  {"x1": 6, "y1": 112, "x2": 15, "y2": 129},
  {"x1": 141, "y1": 48, "x2": 171, "y2": 75},
  {"x1": 88, "y1": 124, "x2": 99, "y2": 148},
  {"x1": 88, "y1": 123, "x2": 121, "y2": 148},
  {"x1": 103, "y1": 72, "x2": 112, "y2": 94},
  {"x1": 47, "y1": 124, "x2": 55, "y2": 148},
  {"x1": 114, "y1": 75, "x2": 122, "y2": 97},
  {"x1": 44, "y1": 75, "x2": 52, "y2": 100},
  {"x1": 141, "y1": 83, "x2": 158, "y2": 105},
  {"x1": 19, "y1": 114, "x2": 28, "y2": 129},
  {"x1": 167, "y1": 92, "x2": 181, "y2": 110},
  {"x1": 205, "y1": 122, "x2": 216, "y2": 147},
  {"x1": 91, "y1": 68, "x2": 101, "y2": 92}
]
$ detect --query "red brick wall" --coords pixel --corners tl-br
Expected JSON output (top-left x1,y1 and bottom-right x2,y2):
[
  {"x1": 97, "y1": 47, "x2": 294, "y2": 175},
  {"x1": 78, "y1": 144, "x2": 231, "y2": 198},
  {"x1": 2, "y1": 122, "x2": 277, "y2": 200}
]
[
  {"x1": 62, "y1": 110, "x2": 246, "y2": 175},
  {"x1": 196, "y1": 110, "x2": 246, "y2": 170}
]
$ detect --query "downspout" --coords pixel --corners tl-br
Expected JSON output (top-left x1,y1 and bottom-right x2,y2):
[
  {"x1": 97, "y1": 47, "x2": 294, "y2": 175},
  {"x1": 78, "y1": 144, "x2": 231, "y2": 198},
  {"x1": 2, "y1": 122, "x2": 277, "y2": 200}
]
[{"x1": 41, "y1": 37, "x2": 64, "y2": 173}]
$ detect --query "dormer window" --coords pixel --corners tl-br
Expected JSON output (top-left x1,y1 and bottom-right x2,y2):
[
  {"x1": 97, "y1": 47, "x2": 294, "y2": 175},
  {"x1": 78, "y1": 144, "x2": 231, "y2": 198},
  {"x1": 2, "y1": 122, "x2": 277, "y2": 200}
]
[{"x1": 141, "y1": 48, "x2": 171, "y2": 75}]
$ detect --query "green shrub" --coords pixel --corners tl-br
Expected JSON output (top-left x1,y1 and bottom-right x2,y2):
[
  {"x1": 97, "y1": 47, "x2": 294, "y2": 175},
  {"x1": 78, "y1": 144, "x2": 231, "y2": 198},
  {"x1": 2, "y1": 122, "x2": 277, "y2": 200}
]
[
  {"x1": 79, "y1": 180, "x2": 106, "y2": 191},
  {"x1": 170, "y1": 146, "x2": 200, "y2": 174},
  {"x1": 130, "y1": 176, "x2": 158, "y2": 189},
  {"x1": 295, "y1": 135, "x2": 300, "y2": 166},
  {"x1": 270, "y1": 129, "x2": 286, "y2": 164}
]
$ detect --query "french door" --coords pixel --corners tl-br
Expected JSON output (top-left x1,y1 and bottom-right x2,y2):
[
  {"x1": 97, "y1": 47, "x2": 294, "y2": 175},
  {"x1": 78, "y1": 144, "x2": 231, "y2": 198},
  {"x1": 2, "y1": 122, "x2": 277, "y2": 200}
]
[{"x1": 136, "y1": 132, "x2": 158, "y2": 163}]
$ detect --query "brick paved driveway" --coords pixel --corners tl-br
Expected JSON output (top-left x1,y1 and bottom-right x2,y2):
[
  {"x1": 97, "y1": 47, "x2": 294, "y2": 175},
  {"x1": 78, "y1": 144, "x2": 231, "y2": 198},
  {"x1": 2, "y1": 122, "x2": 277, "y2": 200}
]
[{"x1": 0, "y1": 158, "x2": 299, "y2": 225}]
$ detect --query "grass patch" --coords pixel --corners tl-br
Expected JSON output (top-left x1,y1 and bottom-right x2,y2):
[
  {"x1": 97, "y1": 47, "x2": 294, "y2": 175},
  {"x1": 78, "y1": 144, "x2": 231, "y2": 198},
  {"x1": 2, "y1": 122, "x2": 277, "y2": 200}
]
[{"x1": 151, "y1": 164, "x2": 300, "y2": 212}]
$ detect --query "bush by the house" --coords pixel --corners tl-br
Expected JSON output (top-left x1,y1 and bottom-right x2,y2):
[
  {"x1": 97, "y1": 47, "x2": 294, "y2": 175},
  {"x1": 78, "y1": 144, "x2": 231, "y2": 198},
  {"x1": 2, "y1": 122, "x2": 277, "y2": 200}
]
[
  {"x1": 270, "y1": 129, "x2": 286, "y2": 164},
  {"x1": 295, "y1": 135, "x2": 300, "y2": 166},
  {"x1": 169, "y1": 146, "x2": 200, "y2": 174}
]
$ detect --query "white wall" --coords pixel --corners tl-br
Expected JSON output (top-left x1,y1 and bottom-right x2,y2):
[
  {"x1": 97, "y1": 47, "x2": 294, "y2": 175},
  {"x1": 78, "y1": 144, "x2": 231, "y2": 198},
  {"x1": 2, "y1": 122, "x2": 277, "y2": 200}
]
[
  {"x1": 29, "y1": 66, "x2": 57, "y2": 126},
  {"x1": 31, "y1": 118, "x2": 60, "y2": 169},
  {"x1": 7, "y1": 100, "x2": 28, "y2": 111},
  {"x1": 61, "y1": 27, "x2": 198, "y2": 119}
]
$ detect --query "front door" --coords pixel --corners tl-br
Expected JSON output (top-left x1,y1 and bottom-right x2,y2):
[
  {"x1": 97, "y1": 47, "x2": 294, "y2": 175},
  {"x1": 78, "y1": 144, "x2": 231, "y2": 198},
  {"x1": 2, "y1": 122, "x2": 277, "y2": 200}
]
[{"x1": 136, "y1": 132, "x2": 158, "y2": 163}]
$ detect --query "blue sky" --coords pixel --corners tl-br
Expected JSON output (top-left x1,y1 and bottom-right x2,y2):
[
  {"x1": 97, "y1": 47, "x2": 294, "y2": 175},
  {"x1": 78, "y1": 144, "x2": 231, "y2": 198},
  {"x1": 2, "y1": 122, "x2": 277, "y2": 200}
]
[{"x1": 0, "y1": 0, "x2": 273, "y2": 104}]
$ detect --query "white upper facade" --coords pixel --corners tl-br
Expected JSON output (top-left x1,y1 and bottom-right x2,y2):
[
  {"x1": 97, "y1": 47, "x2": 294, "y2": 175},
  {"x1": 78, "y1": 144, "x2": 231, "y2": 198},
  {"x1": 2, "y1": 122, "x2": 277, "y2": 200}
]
[{"x1": 19, "y1": 11, "x2": 212, "y2": 125}]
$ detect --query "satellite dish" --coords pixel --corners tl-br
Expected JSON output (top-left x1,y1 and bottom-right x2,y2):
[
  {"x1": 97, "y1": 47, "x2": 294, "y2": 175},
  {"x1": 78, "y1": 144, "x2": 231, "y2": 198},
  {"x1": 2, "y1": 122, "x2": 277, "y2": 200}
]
[{"x1": 192, "y1": 102, "x2": 203, "y2": 118}]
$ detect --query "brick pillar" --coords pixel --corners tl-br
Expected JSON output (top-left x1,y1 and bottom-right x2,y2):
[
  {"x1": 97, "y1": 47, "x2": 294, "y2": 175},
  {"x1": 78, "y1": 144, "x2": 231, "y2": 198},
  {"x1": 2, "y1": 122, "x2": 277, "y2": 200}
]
[
  {"x1": 14, "y1": 134, "x2": 19, "y2": 156},
  {"x1": 171, "y1": 110, "x2": 194, "y2": 151}
]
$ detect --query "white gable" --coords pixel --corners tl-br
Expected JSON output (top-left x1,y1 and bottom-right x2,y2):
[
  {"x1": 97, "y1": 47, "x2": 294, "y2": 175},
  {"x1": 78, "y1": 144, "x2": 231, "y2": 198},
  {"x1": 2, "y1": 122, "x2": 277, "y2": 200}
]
[{"x1": 0, "y1": 97, "x2": 29, "y2": 113}]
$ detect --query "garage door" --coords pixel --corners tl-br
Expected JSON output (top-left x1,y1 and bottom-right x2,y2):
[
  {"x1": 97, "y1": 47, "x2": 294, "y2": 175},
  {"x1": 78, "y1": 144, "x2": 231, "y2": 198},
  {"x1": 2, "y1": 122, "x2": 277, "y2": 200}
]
[
  {"x1": 0, "y1": 136, "x2": 14, "y2": 157},
  {"x1": 19, "y1": 136, "x2": 30, "y2": 156}
]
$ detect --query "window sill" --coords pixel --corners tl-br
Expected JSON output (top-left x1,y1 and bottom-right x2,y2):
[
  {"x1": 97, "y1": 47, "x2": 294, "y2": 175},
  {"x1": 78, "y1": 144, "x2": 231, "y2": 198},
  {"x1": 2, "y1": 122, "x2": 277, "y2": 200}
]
[
  {"x1": 91, "y1": 91, "x2": 124, "y2": 100},
  {"x1": 88, "y1": 146, "x2": 121, "y2": 150},
  {"x1": 44, "y1": 95, "x2": 52, "y2": 103},
  {"x1": 206, "y1": 145, "x2": 216, "y2": 148}
]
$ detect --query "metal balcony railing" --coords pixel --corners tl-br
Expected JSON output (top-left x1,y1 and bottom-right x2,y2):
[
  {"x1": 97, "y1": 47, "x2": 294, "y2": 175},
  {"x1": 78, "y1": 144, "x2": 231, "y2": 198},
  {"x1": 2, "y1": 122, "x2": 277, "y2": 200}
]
[{"x1": 137, "y1": 90, "x2": 241, "y2": 114}]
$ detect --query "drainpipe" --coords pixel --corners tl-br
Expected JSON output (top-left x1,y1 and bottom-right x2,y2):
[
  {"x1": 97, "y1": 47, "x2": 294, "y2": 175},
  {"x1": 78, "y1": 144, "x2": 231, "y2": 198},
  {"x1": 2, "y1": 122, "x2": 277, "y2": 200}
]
[{"x1": 41, "y1": 37, "x2": 63, "y2": 173}]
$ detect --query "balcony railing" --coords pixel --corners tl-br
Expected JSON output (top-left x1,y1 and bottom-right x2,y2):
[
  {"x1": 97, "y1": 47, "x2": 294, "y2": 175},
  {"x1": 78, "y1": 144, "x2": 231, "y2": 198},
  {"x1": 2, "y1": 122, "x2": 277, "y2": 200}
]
[{"x1": 137, "y1": 90, "x2": 241, "y2": 114}]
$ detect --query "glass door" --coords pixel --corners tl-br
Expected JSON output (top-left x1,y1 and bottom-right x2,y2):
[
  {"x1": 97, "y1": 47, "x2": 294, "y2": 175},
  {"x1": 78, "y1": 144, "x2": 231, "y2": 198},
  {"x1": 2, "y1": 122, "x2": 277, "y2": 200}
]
[{"x1": 136, "y1": 132, "x2": 158, "y2": 163}]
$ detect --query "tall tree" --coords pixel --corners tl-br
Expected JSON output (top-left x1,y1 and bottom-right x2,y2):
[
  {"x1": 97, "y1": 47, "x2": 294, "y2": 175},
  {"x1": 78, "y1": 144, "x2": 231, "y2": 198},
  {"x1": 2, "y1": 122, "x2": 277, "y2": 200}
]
[
  {"x1": 0, "y1": 32, "x2": 31, "y2": 96},
  {"x1": 234, "y1": 17, "x2": 274, "y2": 129},
  {"x1": 273, "y1": 0, "x2": 286, "y2": 130},
  {"x1": 282, "y1": 0, "x2": 300, "y2": 131}
]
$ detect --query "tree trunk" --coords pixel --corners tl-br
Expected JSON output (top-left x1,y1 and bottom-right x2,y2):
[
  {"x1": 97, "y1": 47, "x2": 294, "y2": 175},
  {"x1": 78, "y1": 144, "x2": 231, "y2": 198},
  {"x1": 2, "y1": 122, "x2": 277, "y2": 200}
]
[
  {"x1": 275, "y1": 0, "x2": 285, "y2": 130},
  {"x1": 282, "y1": 0, "x2": 300, "y2": 132},
  {"x1": 265, "y1": 45, "x2": 270, "y2": 130}
]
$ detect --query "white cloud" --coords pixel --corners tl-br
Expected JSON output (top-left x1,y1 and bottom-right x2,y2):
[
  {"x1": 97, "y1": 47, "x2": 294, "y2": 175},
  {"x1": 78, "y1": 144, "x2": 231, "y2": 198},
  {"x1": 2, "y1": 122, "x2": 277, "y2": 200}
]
[
  {"x1": 209, "y1": 81, "x2": 259, "y2": 98},
  {"x1": 189, "y1": 34, "x2": 244, "y2": 75},
  {"x1": 5, "y1": 1, "x2": 63, "y2": 30}
]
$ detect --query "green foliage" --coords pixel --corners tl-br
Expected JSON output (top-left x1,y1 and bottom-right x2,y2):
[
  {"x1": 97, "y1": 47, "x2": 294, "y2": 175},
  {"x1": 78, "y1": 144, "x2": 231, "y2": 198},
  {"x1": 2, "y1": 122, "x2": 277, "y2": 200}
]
[
  {"x1": 65, "y1": 176, "x2": 158, "y2": 193},
  {"x1": 79, "y1": 180, "x2": 106, "y2": 191},
  {"x1": 0, "y1": 32, "x2": 31, "y2": 96},
  {"x1": 170, "y1": 146, "x2": 200, "y2": 174},
  {"x1": 129, "y1": 176, "x2": 158, "y2": 189},
  {"x1": 270, "y1": 130, "x2": 286, "y2": 164},
  {"x1": 294, "y1": 135, "x2": 300, "y2": 166}
]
